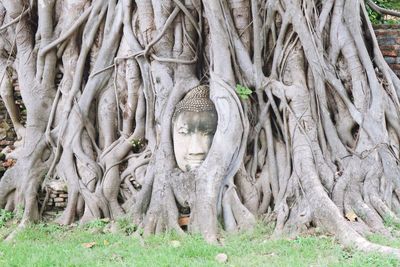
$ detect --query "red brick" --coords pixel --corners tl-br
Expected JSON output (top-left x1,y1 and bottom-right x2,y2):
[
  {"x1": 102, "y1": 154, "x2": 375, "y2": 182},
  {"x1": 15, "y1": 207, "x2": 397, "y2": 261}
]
[
  {"x1": 391, "y1": 64, "x2": 400, "y2": 70},
  {"x1": 381, "y1": 49, "x2": 398, "y2": 57},
  {"x1": 374, "y1": 25, "x2": 400, "y2": 30},
  {"x1": 375, "y1": 30, "x2": 400, "y2": 38},
  {"x1": 380, "y1": 45, "x2": 400, "y2": 50},
  {"x1": 378, "y1": 37, "x2": 396, "y2": 45},
  {"x1": 375, "y1": 30, "x2": 387, "y2": 37}
]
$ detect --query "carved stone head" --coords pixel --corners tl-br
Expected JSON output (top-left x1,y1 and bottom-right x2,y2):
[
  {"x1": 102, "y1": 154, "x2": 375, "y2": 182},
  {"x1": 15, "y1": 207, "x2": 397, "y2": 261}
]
[{"x1": 172, "y1": 85, "x2": 218, "y2": 172}]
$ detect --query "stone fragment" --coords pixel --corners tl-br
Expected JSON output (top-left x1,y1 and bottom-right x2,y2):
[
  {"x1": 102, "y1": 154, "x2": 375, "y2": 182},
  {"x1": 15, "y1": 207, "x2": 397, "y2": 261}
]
[
  {"x1": 47, "y1": 180, "x2": 68, "y2": 192},
  {"x1": 215, "y1": 253, "x2": 228, "y2": 263},
  {"x1": 170, "y1": 240, "x2": 181, "y2": 248}
]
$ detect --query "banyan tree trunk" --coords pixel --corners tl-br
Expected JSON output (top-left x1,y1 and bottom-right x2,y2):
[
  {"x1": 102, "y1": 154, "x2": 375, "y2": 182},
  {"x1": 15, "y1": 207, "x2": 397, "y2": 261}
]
[{"x1": 1, "y1": 0, "x2": 400, "y2": 257}]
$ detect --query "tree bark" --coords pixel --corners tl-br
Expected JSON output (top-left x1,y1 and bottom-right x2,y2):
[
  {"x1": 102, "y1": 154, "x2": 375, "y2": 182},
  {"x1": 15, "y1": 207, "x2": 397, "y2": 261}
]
[{"x1": 1, "y1": 0, "x2": 400, "y2": 257}]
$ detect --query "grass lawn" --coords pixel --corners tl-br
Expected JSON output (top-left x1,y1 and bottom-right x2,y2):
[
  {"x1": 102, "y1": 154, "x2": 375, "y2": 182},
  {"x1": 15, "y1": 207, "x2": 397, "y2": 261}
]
[{"x1": 0, "y1": 218, "x2": 399, "y2": 267}]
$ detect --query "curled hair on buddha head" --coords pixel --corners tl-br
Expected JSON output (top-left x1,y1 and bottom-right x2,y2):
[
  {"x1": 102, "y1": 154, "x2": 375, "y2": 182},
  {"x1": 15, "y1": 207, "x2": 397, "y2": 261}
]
[{"x1": 172, "y1": 85, "x2": 217, "y2": 122}]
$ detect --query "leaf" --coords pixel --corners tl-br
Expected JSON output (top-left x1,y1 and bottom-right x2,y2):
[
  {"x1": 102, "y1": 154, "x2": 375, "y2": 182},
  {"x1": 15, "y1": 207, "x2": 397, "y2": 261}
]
[
  {"x1": 82, "y1": 242, "x2": 96, "y2": 248},
  {"x1": 2, "y1": 159, "x2": 16, "y2": 168},
  {"x1": 178, "y1": 216, "x2": 190, "y2": 226},
  {"x1": 103, "y1": 240, "x2": 109, "y2": 246},
  {"x1": 235, "y1": 84, "x2": 252, "y2": 100},
  {"x1": 345, "y1": 211, "x2": 358, "y2": 222}
]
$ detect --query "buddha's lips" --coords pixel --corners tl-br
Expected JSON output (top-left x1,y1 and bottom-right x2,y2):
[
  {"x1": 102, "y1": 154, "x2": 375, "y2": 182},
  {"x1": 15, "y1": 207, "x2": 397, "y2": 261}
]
[{"x1": 185, "y1": 158, "x2": 205, "y2": 165}]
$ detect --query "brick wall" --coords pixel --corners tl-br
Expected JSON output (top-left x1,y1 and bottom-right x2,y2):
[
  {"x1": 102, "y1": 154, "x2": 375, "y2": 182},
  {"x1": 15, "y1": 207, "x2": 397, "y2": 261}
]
[
  {"x1": 0, "y1": 80, "x2": 23, "y2": 153},
  {"x1": 39, "y1": 180, "x2": 68, "y2": 218},
  {"x1": 0, "y1": 98, "x2": 16, "y2": 150},
  {"x1": 374, "y1": 24, "x2": 400, "y2": 78}
]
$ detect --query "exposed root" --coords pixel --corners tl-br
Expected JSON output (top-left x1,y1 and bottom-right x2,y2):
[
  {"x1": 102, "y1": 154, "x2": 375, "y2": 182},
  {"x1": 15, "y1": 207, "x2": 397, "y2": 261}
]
[{"x1": 2, "y1": 0, "x2": 400, "y2": 259}]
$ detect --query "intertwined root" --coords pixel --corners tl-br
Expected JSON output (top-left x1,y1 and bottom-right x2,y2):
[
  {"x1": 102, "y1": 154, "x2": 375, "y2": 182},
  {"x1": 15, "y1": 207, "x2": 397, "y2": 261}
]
[{"x1": 1, "y1": 0, "x2": 400, "y2": 257}]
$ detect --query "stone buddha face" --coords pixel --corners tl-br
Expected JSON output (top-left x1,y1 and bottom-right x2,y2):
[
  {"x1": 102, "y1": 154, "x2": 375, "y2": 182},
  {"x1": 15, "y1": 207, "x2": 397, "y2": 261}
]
[{"x1": 172, "y1": 86, "x2": 218, "y2": 172}]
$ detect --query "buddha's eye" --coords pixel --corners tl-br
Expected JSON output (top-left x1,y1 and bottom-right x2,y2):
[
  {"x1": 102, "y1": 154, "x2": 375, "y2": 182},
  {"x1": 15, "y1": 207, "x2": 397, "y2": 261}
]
[
  {"x1": 202, "y1": 130, "x2": 214, "y2": 136},
  {"x1": 178, "y1": 128, "x2": 189, "y2": 135}
]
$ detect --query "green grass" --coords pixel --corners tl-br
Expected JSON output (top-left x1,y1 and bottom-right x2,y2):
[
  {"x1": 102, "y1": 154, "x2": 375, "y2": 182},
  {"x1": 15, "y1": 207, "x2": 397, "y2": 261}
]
[{"x1": 0, "y1": 221, "x2": 398, "y2": 267}]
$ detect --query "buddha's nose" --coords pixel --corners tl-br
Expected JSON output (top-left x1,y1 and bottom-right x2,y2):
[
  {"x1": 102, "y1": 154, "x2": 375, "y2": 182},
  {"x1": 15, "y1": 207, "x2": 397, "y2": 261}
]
[{"x1": 188, "y1": 132, "x2": 207, "y2": 156}]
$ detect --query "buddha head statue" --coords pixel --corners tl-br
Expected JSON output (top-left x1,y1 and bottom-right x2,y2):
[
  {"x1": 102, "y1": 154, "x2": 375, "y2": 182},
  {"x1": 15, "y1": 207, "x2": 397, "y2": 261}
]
[{"x1": 172, "y1": 85, "x2": 218, "y2": 172}]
